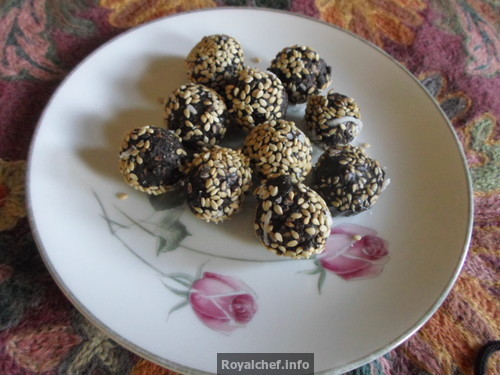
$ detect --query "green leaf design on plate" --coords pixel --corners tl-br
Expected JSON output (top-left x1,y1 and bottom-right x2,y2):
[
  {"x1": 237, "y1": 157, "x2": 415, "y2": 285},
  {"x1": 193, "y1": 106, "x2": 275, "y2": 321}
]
[
  {"x1": 149, "y1": 188, "x2": 186, "y2": 210},
  {"x1": 195, "y1": 261, "x2": 209, "y2": 280},
  {"x1": 155, "y1": 207, "x2": 190, "y2": 254},
  {"x1": 299, "y1": 258, "x2": 327, "y2": 294},
  {"x1": 317, "y1": 268, "x2": 326, "y2": 294},
  {"x1": 160, "y1": 271, "x2": 196, "y2": 316},
  {"x1": 161, "y1": 280, "x2": 189, "y2": 297},
  {"x1": 164, "y1": 273, "x2": 196, "y2": 288},
  {"x1": 168, "y1": 299, "x2": 190, "y2": 316},
  {"x1": 304, "y1": 269, "x2": 321, "y2": 275}
]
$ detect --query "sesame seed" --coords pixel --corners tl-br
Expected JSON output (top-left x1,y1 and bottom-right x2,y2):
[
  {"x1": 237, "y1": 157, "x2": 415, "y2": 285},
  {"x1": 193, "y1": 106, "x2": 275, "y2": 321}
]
[
  {"x1": 270, "y1": 185, "x2": 279, "y2": 196},
  {"x1": 274, "y1": 205, "x2": 284, "y2": 215},
  {"x1": 117, "y1": 192, "x2": 128, "y2": 200},
  {"x1": 305, "y1": 227, "x2": 316, "y2": 235}
]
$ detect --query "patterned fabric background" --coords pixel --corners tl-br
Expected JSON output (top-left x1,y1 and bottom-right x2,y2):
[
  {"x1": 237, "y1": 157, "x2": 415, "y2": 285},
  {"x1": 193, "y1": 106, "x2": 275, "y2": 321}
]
[{"x1": 0, "y1": 0, "x2": 498, "y2": 374}]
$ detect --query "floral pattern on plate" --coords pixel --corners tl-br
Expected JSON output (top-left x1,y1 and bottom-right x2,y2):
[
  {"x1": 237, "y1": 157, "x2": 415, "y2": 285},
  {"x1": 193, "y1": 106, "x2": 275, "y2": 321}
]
[
  {"x1": 304, "y1": 224, "x2": 390, "y2": 292},
  {"x1": 95, "y1": 191, "x2": 389, "y2": 331},
  {"x1": 162, "y1": 268, "x2": 258, "y2": 334},
  {"x1": 96, "y1": 190, "x2": 259, "y2": 334}
]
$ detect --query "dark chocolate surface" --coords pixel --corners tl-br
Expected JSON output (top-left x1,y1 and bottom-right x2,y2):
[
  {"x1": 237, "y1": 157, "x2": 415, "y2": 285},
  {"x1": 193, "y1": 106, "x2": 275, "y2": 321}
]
[
  {"x1": 254, "y1": 174, "x2": 331, "y2": 259},
  {"x1": 243, "y1": 120, "x2": 312, "y2": 184},
  {"x1": 164, "y1": 83, "x2": 228, "y2": 150},
  {"x1": 305, "y1": 91, "x2": 362, "y2": 149},
  {"x1": 119, "y1": 126, "x2": 188, "y2": 195},
  {"x1": 224, "y1": 68, "x2": 288, "y2": 131},
  {"x1": 186, "y1": 34, "x2": 245, "y2": 94},
  {"x1": 269, "y1": 45, "x2": 332, "y2": 104},
  {"x1": 184, "y1": 146, "x2": 252, "y2": 223},
  {"x1": 313, "y1": 145, "x2": 386, "y2": 216}
]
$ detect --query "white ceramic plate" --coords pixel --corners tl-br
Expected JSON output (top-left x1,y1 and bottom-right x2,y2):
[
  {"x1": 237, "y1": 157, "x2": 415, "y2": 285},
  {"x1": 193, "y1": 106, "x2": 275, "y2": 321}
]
[{"x1": 27, "y1": 8, "x2": 473, "y2": 374}]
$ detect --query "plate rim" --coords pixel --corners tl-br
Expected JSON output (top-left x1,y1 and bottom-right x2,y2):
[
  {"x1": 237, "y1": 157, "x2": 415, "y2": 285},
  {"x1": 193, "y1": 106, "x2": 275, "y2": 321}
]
[{"x1": 26, "y1": 6, "x2": 474, "y2": 374}]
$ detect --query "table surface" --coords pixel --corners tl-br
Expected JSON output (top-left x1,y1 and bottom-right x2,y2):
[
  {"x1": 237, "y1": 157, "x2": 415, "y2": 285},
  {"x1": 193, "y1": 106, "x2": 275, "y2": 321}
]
[{"x1": 0, "y1": 1, "x2": 498, "y2": 374}]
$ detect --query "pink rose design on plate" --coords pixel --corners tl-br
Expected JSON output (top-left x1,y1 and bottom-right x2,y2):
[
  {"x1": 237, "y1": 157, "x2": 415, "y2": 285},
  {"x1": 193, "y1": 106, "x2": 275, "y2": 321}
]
[
  {"x1": 190, "y1": 272, "x2": 257, "y2": 333},
  {"x1": 305, "y1": 224, "x2": 389, "y2": 292},
  {"x1": 161, "y1": 268, "x2": 258, "y2": 334}
]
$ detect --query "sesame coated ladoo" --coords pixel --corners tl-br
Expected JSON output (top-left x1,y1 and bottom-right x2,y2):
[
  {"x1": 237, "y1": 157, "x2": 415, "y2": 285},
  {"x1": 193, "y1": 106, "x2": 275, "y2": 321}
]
[
  {"x1": 305, "y1": 90, "x2": 363, "y2": 149},
  {"x1": 268, "y1": 45, "x2": 331, "y2": 104},
  {"x1": 184, "y1": 146, "x2": 252, "y2": 223},
  {"x1": 119, "y1": 126, "x2": 188, "y2": 195},
  {"x1": 224, "y1": 67, "x2": 288, "y2": 131},
  {"x1": 313, "y1": 144, "x2": 388, "y2": 216},
  {"x1": 186, "y1": 34, "x2": 245, "y2": 93},
  {"x1": 243, "y1": 119, "x2": 313, "y2": 183},
  {"x1": 164, "y1": 83, "x2": 228, "y2": 150},
  {"x1": 254, "y1": 174, "x2": 332, "y2": 259}
]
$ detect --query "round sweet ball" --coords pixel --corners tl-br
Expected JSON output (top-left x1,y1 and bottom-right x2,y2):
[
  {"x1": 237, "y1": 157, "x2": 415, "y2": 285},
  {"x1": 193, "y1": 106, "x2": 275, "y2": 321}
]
[
  {"x1": 305, "y1": 90, "x2": 363, "y2": 149},
  {"x1": 186, "y1": 34, "x2": 245, "y2": 93},
  {"x1": 243, "y1": 120, "x2": 312, "y2": 183},
  {"x1": 224, "y1": 68, "x2": 288, "y2": 131},
  {"x1": 119, "y1": 126, "x2": 188, "y2": 195},
  {"x1": 184, "y1": 146, "x2": 252, "y2": 223},
  {"x1": 312, "y1": 145, "x2": 388, "y2": 216},
  {"x1": 164, "y1": 83, "x2": 228, "y2": 150},
  {"x1": 268, "y1": 45, "x2": 332, "y2": 104},
  {"x1": 254, "y1": 174, "x2": 332, "y2": 259}
]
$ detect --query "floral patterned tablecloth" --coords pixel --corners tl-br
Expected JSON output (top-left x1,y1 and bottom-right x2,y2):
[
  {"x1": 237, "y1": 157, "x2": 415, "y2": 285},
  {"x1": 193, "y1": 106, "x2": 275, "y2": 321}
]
[{"x1": 0, "y1": 1, "x2": 498, "y2": 374}]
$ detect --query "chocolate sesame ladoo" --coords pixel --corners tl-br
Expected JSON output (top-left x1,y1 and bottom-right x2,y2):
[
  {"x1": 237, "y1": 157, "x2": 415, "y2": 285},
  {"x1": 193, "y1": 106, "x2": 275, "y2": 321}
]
[
  {"x1": 313, "y1": 144, "x2": 387, "y2": 216},
  {"x1": 186, "y1": 34, "x2": 245, "y2": 93},
  {"x1": 243, "y1": 119, "x2": 312, "y2": 183},
  {"x1": 164, "y1": 83, "x2": 228, "y2": 150},
  {"x1": 268, "y1": 45, "x2": 332, "y2": 104},
  {"x1": 184, "y1": 146, "x2": 252, "y2": 223},
  {"x1": 224, "y1": 67, "x2": 288, "y2": 131},
  {"x1": 254, "y1": 174, "x2": 332, "y2": 259},
  {"x1": 119, "y1": 126, "x2": 188, "y2": 195},
  {"x1": 305, "y1": 90, "x2": 363, "y2": 149}
]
